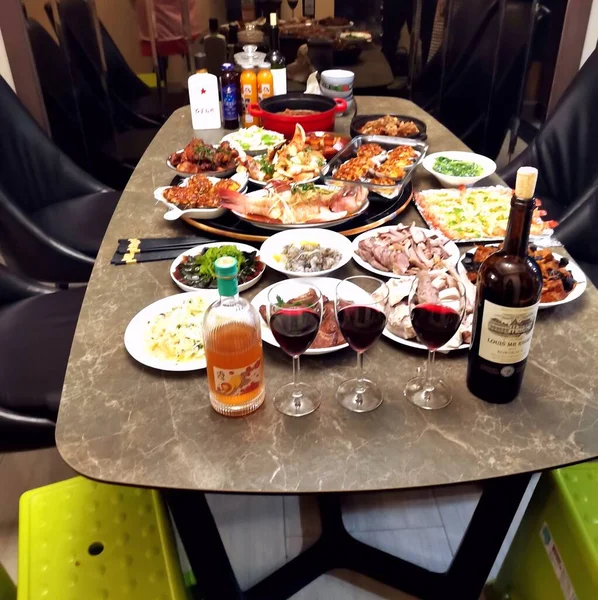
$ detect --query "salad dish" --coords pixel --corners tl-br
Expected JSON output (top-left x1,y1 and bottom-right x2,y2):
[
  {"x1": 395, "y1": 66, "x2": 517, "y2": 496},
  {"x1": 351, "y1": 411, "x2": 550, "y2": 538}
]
[
  {"x1": 218, "y1": 181, "x2": 370, "y2": 230},
  {"x1": 170, "y1": 242, "x2": 265, "y2": 293},
  {"x1": 459, "y1": 244, "x2": 587, "y2": 308},
  {"x1": 259, "y1": 228, "x2": 353, "y2": 277},
  {"x1": 238, "y1": 124, "x2": 326, "y2": 185},
  {"x1": 220, "y1": 126, "x2": 286, "y2": 155},
  {"x1": 321, "y1": 135, "x2": 427, "y2": 199},
  {"x1": 415, "y1": 186, "x2": 556, "y2": 242},
  {"x1": 167, "y1": 139, "x2": 241, "y2": 176},
  {"x1": 422, "y1": 151, "x2": 496, "y2": 188},
  {"x1": 124, "y1": 292, "x2": 217, "y2": 371},
  {"x1": 154, "y1": 172, "x2": 248, "y2": 220},
  {"x1": 352, "y1": 224, "x2": 460, "y2": 278}
]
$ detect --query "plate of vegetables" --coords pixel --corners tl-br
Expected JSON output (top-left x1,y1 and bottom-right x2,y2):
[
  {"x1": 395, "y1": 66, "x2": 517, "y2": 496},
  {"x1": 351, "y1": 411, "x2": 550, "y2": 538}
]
[
  {"x1": 220, "y1": 126, "x2": 286, "y2": 155},
  {"x1": 422, "y1": 151, "x2": 496, "y2": 188},
  {"x1": 170, "y1": 242, "x2": 266, "y2": 293}
]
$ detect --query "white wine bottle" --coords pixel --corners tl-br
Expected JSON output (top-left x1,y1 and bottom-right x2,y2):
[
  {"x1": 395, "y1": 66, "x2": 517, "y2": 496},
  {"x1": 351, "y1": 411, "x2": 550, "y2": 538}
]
[{"x1": 467, "y1": 167, "x2": 543, "y2": 403}]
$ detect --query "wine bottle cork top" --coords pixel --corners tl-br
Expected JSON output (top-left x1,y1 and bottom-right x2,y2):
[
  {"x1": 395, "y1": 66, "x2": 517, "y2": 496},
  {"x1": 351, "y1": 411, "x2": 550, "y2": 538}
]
[
  {"x1": 515, "y1": 166, "x2": 538, "y2": 200},
  {"x1": 270, "y1": 12, "x2": 277, "y2": 27}
]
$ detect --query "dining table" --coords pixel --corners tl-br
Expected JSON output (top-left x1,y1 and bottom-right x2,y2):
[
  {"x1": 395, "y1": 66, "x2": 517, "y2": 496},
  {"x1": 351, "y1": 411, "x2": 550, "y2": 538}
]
[{"x1": 56, "y1": 97, "x2": 598, "y2": 600}]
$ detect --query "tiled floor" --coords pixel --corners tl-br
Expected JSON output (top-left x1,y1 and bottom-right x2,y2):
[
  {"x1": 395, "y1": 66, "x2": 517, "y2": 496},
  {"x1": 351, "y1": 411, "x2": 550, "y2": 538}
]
[{"x1": 0, "y1": 448, "x2": 536, "y2": 598}]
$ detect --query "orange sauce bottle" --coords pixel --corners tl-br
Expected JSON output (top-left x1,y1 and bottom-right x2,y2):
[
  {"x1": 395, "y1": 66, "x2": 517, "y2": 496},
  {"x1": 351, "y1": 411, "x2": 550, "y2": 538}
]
[
  {"x1": 257, "y1": 62, "x2": 274, "y2": 103},
  {"x1": 240, "y1": 66, "x2": 258, "y2": 127}
]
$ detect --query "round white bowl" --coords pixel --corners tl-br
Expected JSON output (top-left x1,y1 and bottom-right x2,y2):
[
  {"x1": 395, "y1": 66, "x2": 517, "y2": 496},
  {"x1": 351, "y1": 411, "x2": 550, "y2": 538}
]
[
  {"x1": 320, "y1": 85, "x2": 353, "y2": 100},
  {"x1": 259, "y1": 228, "x2": 354, "y2": 277},
  {"x1": 423, "y1": 151, "x2": 496, "y2": 188},
  {"x1": 320, "y1": 69, "x2": 355, "y2": 90}
]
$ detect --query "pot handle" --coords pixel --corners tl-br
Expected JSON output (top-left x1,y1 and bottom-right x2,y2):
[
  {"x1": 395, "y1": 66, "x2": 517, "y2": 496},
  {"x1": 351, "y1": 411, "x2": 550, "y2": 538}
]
[
  {"x1": 334, "y1": 98, "x2": 348, "y2": 113},
  {"x1": 248, "y1": 103, "x2": 263, "y2": 117}
]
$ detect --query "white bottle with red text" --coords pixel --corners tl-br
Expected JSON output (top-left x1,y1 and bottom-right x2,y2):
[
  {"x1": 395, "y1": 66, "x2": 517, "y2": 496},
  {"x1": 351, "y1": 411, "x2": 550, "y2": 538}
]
[{"x1": 188, "y1": 72, "x2": 221, "y2": 130}]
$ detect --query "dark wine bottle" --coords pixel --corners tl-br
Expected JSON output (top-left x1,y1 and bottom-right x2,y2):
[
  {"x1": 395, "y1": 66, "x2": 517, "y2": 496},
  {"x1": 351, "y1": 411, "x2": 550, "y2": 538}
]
[
  {"x1": 466, "y1": 167, "x2": 543, "y2": 403},
  {"x1": 266, "y1": 13, "x2": 287, "y2": 95}
]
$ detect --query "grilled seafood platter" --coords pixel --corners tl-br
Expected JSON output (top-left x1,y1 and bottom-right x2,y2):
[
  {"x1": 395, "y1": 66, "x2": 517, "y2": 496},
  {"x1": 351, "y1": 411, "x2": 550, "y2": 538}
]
[
  {"x1": 237, "y1": 124, "x2": 325, "y2": 184},
  {"x1": 217, "y1": 181, "x2": 369, "y2": 228},
  {"x1": 375, "y1": 267, "x2": 475, "y2": 351}
]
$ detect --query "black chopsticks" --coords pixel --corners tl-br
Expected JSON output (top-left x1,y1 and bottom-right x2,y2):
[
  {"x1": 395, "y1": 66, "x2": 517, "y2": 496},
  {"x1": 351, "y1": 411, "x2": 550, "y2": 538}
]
[{"x1": 111, "y1": 236, "x2": 215, "y2": 266}]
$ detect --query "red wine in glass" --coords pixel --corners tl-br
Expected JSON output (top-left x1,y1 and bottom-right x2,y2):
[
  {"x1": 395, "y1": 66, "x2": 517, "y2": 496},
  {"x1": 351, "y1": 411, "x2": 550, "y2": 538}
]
[
  {"x1": 287, "y1": 0, "x2": 299, "y2": 18},
  {"x1": 337, "y1": 305, "x2": 387, "y2": 352},
  {"x1": 270, "y1": 308, "x2": 320, "y2": 356},
  {"x1": 410, "y1": 304, "x2": 462, "y2": 351}
]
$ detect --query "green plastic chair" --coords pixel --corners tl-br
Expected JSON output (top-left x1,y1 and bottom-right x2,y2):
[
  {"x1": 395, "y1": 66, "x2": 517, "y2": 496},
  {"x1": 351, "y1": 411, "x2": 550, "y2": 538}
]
[{"x1": 18, "y1": 477, "x2": 189, "y2": 600}]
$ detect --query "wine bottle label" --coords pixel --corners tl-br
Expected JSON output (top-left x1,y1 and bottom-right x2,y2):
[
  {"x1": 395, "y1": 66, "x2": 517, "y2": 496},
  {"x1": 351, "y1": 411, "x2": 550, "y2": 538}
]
[
  {"x1": 222, "y1": 83, "x2": 238, "y2": 120},
  {"x1": 478, "y1": 300, "x2": 539, "y2": 365},
  {"x1": 213, "y1": 358, "x2": 262, "y2": 396},
  {"x1": 271, "y1": 68, "x2": 287, "y2": 95}
]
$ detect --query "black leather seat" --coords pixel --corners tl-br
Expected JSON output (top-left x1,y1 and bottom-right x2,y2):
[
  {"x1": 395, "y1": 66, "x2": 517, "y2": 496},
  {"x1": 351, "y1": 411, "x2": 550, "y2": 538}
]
[
  {"x1": 498, "y1": 49, "x2": 598, "y2": 284},
  {"x1": 0, "y1": 76, "x2": 120, "y2": 283},
  {"x1": 0, "y1": 266, "x2": 85, "y2": 452}
]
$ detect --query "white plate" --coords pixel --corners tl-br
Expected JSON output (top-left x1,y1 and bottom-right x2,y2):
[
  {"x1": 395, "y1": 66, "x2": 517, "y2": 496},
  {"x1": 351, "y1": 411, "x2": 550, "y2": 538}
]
[
  {"x1": 457, "y1": 248, "x2": 587, "y2": 309},
  {"x1": 352, "y1": 225, "x2": 460, "y2": 278},
  {"x1": 382, "y1": 327, "x2": 469, "y2": 352},
  {"x1": 232, "y1": 185, "x2": 369, "y2": 231},
  {"x1": 422, "y1": 151, "x2": 496, "y2": 188},
  {"x1": 124, "y1": 291, "x2": 218, "y2": 371},
  {"x1": 259, "y1": 229, "x2": 354, "y2": 277},
  {"x1": 170, "y1": 242, "x2": 265, "y2": 293},
  {"x1": 221, "y1": 128, "x2": 286, "y2": 155},
  {"x1": 166, "y1": 145, "x2": 246, "y2": 178},
  {"x1": 154, "y1": 172, "x2": 248, "y2": 220},
  {"x1": 251, "y1": 277, "x2": 370, "y2": 355}
]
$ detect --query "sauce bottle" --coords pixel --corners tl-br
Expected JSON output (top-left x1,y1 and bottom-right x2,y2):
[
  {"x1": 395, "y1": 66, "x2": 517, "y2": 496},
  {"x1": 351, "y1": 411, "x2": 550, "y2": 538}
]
[
  {"x1": 257, "y1": 62, "x2": 273, "y2": 103},
  {"x1": 240, "y1": 64, "x2": 258, "y2": 127},
  {"x1": 203, "y1": 257, "x2": 265, "y2": 416},
  {"x1": 221, "y1": 63, "x2": 239, "y2": 130}
]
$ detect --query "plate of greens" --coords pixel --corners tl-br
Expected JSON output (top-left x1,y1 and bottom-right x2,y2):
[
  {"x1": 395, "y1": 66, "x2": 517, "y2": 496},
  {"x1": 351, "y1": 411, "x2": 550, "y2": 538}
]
[
  {"x1": 422, "y1": 151, "x2": 496, "y2": 188},
  {"x1": 221, "y1": 127, "x2": 286, "y2": 155},
  {"x1": 170, "y1": 242, "x2": 266, "y2": 293}
]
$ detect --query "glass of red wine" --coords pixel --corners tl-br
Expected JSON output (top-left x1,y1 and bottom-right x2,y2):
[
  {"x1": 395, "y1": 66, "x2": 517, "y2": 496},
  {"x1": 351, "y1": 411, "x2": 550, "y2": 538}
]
[
  {"x1": 287, "y1": 0, "x2": 299, "y2": 19},
  {"x1": 268, "y1": 281, "x2": 322, "y2": 417},
  {"x1": 404, "y1": 272, "x2": 466, "y2": 410},
  {"x1": 335, "y1": 276, "x2": 389, "y2": 412}
]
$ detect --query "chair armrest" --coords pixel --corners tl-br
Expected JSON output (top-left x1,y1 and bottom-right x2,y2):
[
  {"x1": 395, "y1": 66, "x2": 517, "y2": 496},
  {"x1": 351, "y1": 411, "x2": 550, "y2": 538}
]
[{"x1": 0, "y1": 265, "x2": 56, "y2": 305}]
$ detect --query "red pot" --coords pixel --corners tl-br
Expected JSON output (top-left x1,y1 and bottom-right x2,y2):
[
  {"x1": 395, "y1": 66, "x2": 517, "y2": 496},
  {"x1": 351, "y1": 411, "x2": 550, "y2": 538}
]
[{"x1": 248, "y1": 93, "x2": 347, "y2": 138}]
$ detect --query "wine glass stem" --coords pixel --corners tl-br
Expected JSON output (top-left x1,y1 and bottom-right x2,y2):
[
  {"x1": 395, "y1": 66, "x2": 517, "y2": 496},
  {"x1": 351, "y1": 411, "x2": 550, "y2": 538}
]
[
  {"x1": 424, "y1": 350, "x2": 436, "y2": 394},
  {"x1": 292, "y1": 355, "x2": 302, "y2": 407},
  {"x1": 355, "y1": 352, "x2": 366, "y2": 404}
]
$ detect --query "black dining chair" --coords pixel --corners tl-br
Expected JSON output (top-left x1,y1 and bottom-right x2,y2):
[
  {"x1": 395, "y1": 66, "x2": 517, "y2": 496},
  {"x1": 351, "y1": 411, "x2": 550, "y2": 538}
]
[
  {"x1": 0, "y1": 266, "x2": 85, "y2": 452},
  {"x1": 498, "y1": 49, "x2": 598, "y2": 280},
  {"x1": 0, "y1": 76, "x2": 120, "y2": 284}
]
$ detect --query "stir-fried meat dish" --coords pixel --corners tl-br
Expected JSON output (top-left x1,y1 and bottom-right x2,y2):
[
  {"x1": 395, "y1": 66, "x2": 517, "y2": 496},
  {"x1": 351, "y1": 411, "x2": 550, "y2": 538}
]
[
  {"x1": 279, "y1": 108, "x2": 319, "y2": 116},
  {"x1": 169, "y1": 139, "x2": 239, "y2": 174},
  {"x1": 259, "y1": 291, "x2": 345, "y2": 349},
  {"x1": 358, "y1": 115, "x2": 420, "y2": 137},
  {"x1": 462, "y1": 244, "x2": 577, "y2": 303},
  {"x1": 163, "y1": 175, "x2": 240, "y2": 209}
]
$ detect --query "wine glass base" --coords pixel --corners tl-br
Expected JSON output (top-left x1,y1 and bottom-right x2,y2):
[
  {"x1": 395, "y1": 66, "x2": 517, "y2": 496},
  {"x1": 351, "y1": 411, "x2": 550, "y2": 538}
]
[
  {"x1": 274, "y1": 382, "x2": 321, "y2": 417},
  {"x1": 336, "y1": 378, "x2": 383, "y2": 413},
  {"x1": 404, "y1": 376, "x2": 452, "y2": 410}
]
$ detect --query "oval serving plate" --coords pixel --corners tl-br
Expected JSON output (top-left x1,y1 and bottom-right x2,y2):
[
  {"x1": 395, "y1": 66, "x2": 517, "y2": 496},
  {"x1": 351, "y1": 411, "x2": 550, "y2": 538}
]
[
  {"x1": 352, "y1": 225, "x2": 461, "y2": 278},
  {"x1": 170, "y1": 241, "x2": 265, "y2": 293},
  {"x1": 231, "y1": 185, "x2": 370, "y2": 231},
  {"x1": 250, "y1": 277, "x2": 371, "y2": 355},
  {"x1": 124, "y1": 291, "x2": 219, "y2": 372},
  {"x1": 457, "y1": 248, "x2": 587, "y2": 310},
  {"x1": 154, "y1": 172, "x2": 248, "y2": 220},
  {"x1": 349, "y1": 114, "x2": 428, "y2": 140}
]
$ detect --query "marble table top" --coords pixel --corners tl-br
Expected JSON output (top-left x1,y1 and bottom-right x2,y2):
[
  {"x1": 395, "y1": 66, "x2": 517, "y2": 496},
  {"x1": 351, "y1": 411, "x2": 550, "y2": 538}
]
[{"x1": 56, "y1": 98, "x2": 598, "y2": 493}]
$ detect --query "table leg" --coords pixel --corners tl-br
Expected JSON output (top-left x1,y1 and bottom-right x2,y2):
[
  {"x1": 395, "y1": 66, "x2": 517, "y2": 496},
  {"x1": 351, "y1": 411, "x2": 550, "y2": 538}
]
[
  {"x1": 164, "y1": 472, "x2": 533, "y2": 600},
  {"x1": 163, "y1": 489, "x2": 244, "y2": 600}
]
